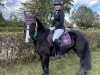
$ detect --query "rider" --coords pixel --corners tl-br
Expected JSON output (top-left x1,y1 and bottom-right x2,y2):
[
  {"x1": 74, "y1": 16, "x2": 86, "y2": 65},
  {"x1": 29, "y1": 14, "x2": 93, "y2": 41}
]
[{"x1": 50, "y1": 0, "x2": 65, "y2": 59}]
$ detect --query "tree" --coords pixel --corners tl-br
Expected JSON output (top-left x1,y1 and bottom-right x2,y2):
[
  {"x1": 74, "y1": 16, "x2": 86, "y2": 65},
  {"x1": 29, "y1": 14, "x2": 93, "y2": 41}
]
[
  {"x1": 0, "y1": 0, "x2": 6, "y2": 27},
  {"x1": 92, "y1": 12, "x2": 100, "y2": 28},
  {"x1": 70, "y1": 5, "x2": 100, "y2": 28},
  {"x1": 21, "y1": 0, "x2": 73, "y2": 26},
  {"x1": 0, "y1": 13, "x2": 5, "y2": 27},
  {"x1": 7, "y1": 12, "x2": 24, "y2": 27}
]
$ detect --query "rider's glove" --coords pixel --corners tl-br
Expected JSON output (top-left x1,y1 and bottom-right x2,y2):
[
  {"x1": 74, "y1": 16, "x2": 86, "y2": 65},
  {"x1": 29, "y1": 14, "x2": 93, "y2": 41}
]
[{"x1": 49, "y1": 27, "x2": 55, "y2": 31}]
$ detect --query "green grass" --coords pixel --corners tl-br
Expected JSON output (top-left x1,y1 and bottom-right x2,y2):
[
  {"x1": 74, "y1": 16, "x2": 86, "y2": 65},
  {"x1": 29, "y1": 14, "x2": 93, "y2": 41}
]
[{"x1": 0, "y1": 50, "x2": 100, "y2": 75}]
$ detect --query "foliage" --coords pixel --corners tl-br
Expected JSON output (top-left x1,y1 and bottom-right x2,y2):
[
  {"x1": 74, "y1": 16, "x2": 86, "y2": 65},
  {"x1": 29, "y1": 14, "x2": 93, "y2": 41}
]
[
  {"x1": 83, "y1": 30, "x2": 100, "y2": 49},
  {"x1": 5, "y1": 13, "x2": 24, "y2": 27},
  {"x1": 0, "y1": 30, "x2": 99, "y2": 62},
  {"x1": 0, "y1": 12, "x2": 24, "y2": 27},
  {"x1": 0, "y1": 13, "x2": 6, "y2": 27},
  {"x1": 0, "y1": 27, "x2": 24, "y2": 32},
  {"x1": 70, "y1": 5, "x2": 100, "y2": 28},
  {"x1": 0, "y1": 32, "x2": 36, "y2": 62},
  {"x1": 0, "y1": 30, "x2": 100, "y2": 75},
  {"x1": 92, "y1": 13, "x2": 100, "y2": 28},
  {"x1": 7, "y1": 12, "x2": 24, "y2": 27},
  {"x1": 21, "y1": 0, "x2": 73, "y2": 26}
]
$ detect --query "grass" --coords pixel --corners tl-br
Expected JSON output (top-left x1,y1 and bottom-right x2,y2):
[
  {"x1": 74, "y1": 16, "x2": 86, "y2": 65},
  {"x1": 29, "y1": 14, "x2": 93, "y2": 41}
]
[{"x1": 0, "y1": 50, "x2": 100, "y2": 75}]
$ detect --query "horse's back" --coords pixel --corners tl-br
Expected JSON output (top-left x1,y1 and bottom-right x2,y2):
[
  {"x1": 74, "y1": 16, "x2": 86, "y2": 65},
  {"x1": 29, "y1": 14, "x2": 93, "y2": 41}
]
[
  {"x1": 68, "y1": 30, "x2": 89, "y2": 50},
  {"x1": 68, "y1": 30, "x2": 87, "y2": 41}
]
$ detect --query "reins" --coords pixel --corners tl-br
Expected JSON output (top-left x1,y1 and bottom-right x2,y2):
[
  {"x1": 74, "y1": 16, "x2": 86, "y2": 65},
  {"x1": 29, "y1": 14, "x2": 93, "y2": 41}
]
[
  {"x1": 33, "y1": 22, "x2": 49, "y2": 41},
  {"x1": 33, "y1": 22, "x2": 38, "y2": 38},
  {"x1": 33, "y1": 31, "x2": 49, "y2": 41},
  {"x1": 25, "y1": 22, "x2": 49, "y2": 41}
]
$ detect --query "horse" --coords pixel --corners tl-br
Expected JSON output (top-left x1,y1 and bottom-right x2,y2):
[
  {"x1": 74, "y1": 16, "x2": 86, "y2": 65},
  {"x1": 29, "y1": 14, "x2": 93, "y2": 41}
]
[{"x1": 24, "y1": 17, "x2": 91, "y2": 75}]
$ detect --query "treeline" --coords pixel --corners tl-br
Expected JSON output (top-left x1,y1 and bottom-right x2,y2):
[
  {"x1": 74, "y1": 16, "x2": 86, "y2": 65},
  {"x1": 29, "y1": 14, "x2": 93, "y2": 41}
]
[
  {"x1": 0, "y1": 0, "x2": 100, "y2": 29},
  {"x1": 0, "y1": 12, "x2": 24, "y2": 27},
  {"x1": 21, "y1": 0, "x2": 100, "y2": 29},
  {"x1": 70, "y1": 5, "x2": 100, "y2": 29},
  {"x1": 21, "y1": 0, "x2": 73, "y2": 25}
]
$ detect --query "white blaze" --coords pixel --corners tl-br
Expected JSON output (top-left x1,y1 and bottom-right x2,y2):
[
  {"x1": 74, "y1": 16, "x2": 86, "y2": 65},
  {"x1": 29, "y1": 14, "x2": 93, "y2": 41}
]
[{"x1": 25, "y1": 25, "x2": 30, "y2": 43}]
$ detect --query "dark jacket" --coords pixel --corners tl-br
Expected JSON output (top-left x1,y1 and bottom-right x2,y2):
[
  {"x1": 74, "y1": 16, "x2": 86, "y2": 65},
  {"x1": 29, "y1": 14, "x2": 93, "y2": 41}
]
[{"x1": 52, "y1": 10, "x2": 65, "y2": 29}]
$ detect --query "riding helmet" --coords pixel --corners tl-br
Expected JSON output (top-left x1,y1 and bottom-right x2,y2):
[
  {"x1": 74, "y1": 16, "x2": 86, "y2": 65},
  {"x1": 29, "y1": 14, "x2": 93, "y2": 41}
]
[{"x1": 53, "y1": 0, "x2": 63, "y2": 5}]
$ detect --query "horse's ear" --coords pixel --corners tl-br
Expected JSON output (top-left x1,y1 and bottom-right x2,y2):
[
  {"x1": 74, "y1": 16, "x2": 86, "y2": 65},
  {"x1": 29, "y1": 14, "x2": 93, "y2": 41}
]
[{"x1": 33, "y1": 11, "x2": 40, "y2": 17}]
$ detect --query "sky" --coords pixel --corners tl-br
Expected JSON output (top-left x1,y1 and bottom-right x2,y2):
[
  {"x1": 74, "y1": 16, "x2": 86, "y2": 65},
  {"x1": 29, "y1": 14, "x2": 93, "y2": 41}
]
[
  {"x1": 0, "y1": 0, "x2": 28, "y2": 20},
  {"x1": 65, "y1": 0, "x2": 100, "y2": 22},
  {"x1": 76, "y1": 0, "x2": 100, "y2": 14},
  {"x1": 0, "y1": 0, "x2": 100, "y2": 21}
]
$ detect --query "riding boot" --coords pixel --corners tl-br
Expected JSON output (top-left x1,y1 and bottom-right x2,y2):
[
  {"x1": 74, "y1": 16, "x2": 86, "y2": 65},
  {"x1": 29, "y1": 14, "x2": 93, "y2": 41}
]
[{"x1": 53, "y1": 39, "x2": 61, "y2": 59}]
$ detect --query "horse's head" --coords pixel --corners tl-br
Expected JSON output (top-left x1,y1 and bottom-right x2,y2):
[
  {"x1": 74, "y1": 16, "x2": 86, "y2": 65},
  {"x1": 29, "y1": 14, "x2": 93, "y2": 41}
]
[{"x1": 24, "y1": 11, "x2": 39, "y2": 43}]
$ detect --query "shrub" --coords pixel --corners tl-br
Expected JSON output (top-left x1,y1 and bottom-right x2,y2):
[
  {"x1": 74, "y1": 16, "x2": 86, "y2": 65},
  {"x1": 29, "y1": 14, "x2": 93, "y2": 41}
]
[
  {"x1": 0, "y1": 30, "x2": 100, "y2": 63},
  {"x1": 82, "y1": 30, "x2": 100, "y2": 50},
  {"x1": 0, "y1": 32, "x2": 37, "y2": 64},
  {"x1": 0, "y1": 27, "x2": 24, "y2": 32}
]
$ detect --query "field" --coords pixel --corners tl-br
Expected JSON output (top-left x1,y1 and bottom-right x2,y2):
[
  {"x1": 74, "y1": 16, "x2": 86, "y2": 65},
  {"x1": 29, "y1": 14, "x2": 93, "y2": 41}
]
[
  {"x1": 0, "y1": 29, "x2": 100, "y2": 75},
  {"x1": 0, "y1": 49, "x2": 100, "y2": 75}
]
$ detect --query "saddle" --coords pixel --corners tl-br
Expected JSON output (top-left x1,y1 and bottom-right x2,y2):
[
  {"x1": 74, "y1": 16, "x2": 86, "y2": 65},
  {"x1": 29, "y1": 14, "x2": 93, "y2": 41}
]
[{"x1": 47, "y1": 31, "x2": 71, "y2": 47}]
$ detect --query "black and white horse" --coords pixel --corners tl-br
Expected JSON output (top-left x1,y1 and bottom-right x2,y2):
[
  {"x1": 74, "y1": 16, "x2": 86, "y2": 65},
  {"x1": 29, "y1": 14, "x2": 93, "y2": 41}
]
[{"x1": 24, "y1": 16, "x2": 91, "y2": 75}]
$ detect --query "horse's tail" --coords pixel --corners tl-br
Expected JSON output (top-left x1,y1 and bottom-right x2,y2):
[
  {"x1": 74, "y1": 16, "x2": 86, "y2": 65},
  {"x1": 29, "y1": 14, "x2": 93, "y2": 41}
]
[
  {"x1": 74, "y1": 30, "x2": 92, "y2": 71},
  {"x1": 84, "y1": 43, "x2": 92, "y2": 72}
]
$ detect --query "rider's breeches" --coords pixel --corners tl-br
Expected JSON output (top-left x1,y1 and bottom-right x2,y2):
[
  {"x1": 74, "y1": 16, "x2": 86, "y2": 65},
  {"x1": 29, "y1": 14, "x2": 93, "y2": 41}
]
[{"x1": 53, "y1": 29, "x2": 64, "y2": 42}]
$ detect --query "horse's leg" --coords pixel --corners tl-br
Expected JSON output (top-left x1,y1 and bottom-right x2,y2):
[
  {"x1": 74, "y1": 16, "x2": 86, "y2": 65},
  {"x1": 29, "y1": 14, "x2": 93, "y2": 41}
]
[
  {"x1": 73, "y1": 48, "x2": 85, "y2": 75},
  {"x1": 40, "y1": 55, "x2": 49, "y2": 75},
  {"x1": 73, "y1": 46, "x2": 91, "y2": 75}
]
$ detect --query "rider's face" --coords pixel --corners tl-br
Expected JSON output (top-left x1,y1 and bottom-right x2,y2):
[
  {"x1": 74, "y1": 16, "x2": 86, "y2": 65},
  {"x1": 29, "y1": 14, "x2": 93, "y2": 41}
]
[{"x1": 55, "y1": 5, "x2": 62, "y2": 11}]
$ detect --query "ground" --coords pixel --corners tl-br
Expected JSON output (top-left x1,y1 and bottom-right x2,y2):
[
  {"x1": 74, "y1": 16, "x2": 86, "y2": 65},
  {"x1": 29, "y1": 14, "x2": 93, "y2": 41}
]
[{"x1": 0, "y1": 49, "x2": 100, "y2": 75}]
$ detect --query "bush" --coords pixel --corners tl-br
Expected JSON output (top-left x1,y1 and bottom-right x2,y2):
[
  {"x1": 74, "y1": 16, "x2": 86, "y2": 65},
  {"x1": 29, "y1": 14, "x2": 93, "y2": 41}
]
[
  {"x1": 0, "y1": 32, "x2": 38, "y2": 64},
  {"x1": 82, "y1": 30, "x2": 100, "y2": 50},
  {"x1": 0, "y1": 30, "x2": 100, "y2": 64},
  {"x1": 0, "y1": 27, "x2": 24, "y2": 32}
]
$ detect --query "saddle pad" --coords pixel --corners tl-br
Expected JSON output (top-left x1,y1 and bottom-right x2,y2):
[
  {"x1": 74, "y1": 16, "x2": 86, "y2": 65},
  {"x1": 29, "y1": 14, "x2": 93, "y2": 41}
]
[{"x1": 47, "y1": 32, "x2": 71, "y2": 47}]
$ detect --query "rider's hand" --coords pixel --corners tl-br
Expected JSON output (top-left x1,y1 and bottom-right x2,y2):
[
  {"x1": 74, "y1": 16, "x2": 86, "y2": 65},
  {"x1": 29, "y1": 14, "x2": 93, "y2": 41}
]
[{"x1": 49, "y1": 27, "x2": 55, "y2": 31}]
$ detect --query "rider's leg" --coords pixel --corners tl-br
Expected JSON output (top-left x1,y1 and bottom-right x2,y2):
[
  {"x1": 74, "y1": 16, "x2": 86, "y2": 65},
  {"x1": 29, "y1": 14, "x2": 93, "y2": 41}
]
[{"x1": 53, "y1": 29, "x2": 64, "y2": 59}]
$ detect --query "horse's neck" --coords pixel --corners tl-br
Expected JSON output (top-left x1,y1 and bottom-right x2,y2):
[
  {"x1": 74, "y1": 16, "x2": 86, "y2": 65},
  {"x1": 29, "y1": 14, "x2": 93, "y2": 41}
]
[
  {"x1": 36, "y1": 18, "x2": 49, "y2": 33},
  {"x1": 33, "y1": 32, "x2": 49, "y2": 48},
  {"x1": 33, "y1": 18, "x2": 49, "y2": 45},
  {"x1": 33, "y1": 21, "x2": 50, "y2": 48}
]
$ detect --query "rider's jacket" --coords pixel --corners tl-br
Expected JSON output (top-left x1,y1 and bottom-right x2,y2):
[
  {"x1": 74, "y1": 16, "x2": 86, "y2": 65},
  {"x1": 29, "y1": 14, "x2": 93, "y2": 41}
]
[{"x1": 52, "y1": 10, "x2": 65, "y2": 30}]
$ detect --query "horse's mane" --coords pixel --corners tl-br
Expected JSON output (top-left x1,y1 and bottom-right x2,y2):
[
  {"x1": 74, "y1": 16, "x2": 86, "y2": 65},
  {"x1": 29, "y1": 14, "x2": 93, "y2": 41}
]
[{"x1": 36, "y1": 18, "x2": 47, "y2": 32}]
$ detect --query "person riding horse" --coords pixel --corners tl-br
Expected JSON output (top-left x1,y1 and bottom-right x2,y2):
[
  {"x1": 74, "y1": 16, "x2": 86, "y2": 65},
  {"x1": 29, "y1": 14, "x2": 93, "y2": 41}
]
[
  {"x1": 49, "y1": 0, "x2": 65, "y2": 59},
  {"x1": 24, "y1": 1, "x2": 91, "y2": 74}
]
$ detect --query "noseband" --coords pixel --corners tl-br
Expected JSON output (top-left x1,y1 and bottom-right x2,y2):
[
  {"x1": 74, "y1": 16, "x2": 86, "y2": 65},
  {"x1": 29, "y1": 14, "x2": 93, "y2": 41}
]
[{"x1": 25, "y1": 21, "x2": 38, "y2": 38}]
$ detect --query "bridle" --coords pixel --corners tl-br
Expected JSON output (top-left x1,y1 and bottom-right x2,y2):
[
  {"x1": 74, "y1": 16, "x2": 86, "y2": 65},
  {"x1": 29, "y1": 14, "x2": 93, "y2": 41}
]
[
  {"x1": 33, "y1": 21, "x2": 38, "y2": 38},
  {"x1": 24, "y1": 21, "x2": 38, "y2": 38},
  {"x1": 25, "y1": 21, "x2": 49, "y2": 41},
  {"x1": 24, "y1": 11, "x2": 49, "y2": 41}
]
